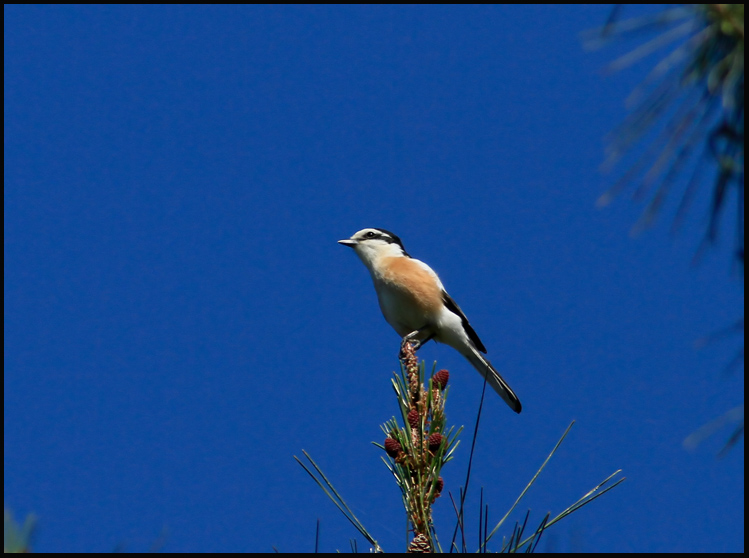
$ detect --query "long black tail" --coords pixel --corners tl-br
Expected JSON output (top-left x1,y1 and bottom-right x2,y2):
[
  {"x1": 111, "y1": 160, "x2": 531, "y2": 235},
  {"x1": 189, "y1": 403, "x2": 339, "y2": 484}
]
[{"x1": 463, "y1": 346, "x2": 522, "y2": 413}]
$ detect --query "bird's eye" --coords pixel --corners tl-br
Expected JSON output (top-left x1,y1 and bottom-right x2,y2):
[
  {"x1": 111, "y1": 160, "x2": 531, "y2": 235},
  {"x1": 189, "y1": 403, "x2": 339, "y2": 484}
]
[{"x1": 365, "y1": 231, "x2": 376, "y2": 238}]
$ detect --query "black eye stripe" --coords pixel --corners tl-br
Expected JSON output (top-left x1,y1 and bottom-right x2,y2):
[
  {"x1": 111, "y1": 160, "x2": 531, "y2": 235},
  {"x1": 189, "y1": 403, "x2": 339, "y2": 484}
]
[
  {"x1": 366, "y1": 228, "x2": 410, "y2": 257},
  {"x1": 371, "y1": 228, "x2": 397, "y2": 242}
]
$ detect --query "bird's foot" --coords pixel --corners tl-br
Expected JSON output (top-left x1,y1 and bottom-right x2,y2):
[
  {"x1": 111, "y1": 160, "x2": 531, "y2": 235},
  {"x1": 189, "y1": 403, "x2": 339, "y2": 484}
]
[{"x1": 400, "y1": 331, "x2": 427, "y2": 359}]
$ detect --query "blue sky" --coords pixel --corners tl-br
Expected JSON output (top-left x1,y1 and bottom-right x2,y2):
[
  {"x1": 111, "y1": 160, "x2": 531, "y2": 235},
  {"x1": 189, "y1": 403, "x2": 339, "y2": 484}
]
[{"x1": 4, "y1": 5, "x2": 743, "y2": 553}]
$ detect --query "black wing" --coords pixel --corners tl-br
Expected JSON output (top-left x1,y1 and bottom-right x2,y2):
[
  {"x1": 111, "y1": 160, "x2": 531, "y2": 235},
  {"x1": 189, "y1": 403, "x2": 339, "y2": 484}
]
[{"x1": 441, "y1": 291, "x2": 487, "y2": 353}]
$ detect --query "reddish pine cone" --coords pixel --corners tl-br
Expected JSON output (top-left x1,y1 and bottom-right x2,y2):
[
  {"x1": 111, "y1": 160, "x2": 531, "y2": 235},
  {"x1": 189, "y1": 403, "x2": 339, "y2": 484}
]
[
  {"x1": 407, "y1": 409, "x2": 420, "y2": 429},
  {"x1": 434, "y1": 477, "x2": 444, "y2": 497},
  {"x1": 433, "y1": 369, "x2": 449, "y2": 390},
  {"x1": 428, "y1": 433, "x2": 445, "y2": 452},
  {"x1": 384, "y1": 437, "x2": 402, "y2": 458}
]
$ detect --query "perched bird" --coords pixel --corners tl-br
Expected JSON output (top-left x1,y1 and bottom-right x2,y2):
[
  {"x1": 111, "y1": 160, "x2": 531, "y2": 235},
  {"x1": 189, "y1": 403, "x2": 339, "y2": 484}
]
[{"x1": 339, "y1": 228, "x2": 521, "y2": 413}]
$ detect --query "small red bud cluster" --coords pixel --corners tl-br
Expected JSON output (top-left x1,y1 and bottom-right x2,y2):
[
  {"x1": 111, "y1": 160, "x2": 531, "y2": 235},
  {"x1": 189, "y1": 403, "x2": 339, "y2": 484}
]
[
  {"x1": 432, "y1": 369, "x2": 449, "y2": 390},
  {"x1": 433, "y1": 476, "x2": 444, "y2": 499},
  {"x1": 427, "y1": 433, "x2": 444, "y2": 452},
  {"x1": 384, "y1": 437, "x2": 403, "y2": 458},
  {"x1": 407, "y1": 409, "x2": 420, "y2": 429}
]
